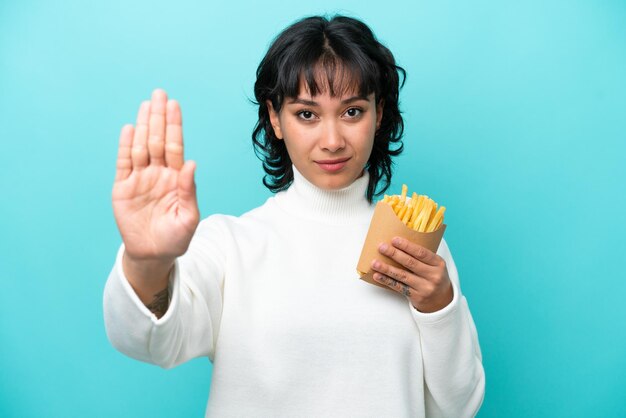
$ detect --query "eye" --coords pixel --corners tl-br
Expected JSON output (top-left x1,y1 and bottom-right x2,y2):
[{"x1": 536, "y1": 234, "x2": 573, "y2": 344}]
[
  {"x1": 344, "y1": 107, "x2": 363, "y2": 118},
  {"x1": 297, "y1": 110, "x2": 315, "y2": 120}
]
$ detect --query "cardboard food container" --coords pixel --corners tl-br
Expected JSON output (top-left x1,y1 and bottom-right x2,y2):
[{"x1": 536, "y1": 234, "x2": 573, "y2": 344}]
[{"x1": 357, "y1": 201, "x2": 446, "y2": 288}]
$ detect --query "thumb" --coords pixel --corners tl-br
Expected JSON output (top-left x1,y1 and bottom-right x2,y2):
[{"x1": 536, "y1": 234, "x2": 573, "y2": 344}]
[{"x1": 178, "y1": 160, "x2": 198, "y2": 206}]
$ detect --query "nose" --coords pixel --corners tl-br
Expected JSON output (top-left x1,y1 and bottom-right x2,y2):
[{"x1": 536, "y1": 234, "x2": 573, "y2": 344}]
[{"x1": 319, "y1": 121, "x2": 345, "y2": 152}]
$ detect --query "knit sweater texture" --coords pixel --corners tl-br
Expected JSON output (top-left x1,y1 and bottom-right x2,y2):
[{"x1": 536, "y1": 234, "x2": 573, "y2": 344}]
[{"x1": 103, "y1": 167, "x2": 485, "y2": 417}]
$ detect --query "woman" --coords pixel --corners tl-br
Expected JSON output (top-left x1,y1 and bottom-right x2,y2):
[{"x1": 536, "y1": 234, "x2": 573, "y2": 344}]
[{"x1": 104, "y1": 15, "x2": 485, "y2": 417}]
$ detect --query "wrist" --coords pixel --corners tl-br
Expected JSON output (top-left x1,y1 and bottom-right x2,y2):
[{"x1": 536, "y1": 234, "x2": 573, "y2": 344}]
[
  {"x1": 123, "y1": 251, "x2": 176, "y2": 272},
  {"x1": 122, "y1": 251, "x2": 175, "y2": 306}
]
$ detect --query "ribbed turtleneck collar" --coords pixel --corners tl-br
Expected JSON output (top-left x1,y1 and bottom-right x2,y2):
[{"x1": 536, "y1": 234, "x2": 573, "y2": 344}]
[{"x1": 273, "y1": 165, "x2": 374, "y2": 225}]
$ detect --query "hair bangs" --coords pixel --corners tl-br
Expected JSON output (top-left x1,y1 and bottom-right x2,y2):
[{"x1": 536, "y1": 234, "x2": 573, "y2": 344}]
[
  {"x1": 275, "y1": 37, "x2": 380, "y2": 104},
  {"x1": 302, "y1": 55, "x2": 375, "y2": 99}
]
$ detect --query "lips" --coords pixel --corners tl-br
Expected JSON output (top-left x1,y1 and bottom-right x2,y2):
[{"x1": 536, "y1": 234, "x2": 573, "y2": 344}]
[{"x1": 315, "y1": 157, "x2": 351, "y2": 172}]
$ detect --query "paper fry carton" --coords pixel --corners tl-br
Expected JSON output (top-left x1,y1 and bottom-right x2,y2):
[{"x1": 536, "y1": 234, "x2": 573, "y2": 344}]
[{"x1": 357, "y1": 201, "x2": 446, "y2": 288}]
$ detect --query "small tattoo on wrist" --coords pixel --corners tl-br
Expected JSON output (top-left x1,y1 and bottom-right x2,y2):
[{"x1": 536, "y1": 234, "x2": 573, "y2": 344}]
[{"x1": 146, "y1": 287, "x2": 170, "y2": 318}]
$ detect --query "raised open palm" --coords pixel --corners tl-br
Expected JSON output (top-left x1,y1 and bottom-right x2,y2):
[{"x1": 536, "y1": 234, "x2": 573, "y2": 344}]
[{"x1": 112, "y1": 89, "x2": 199, "y2": 262}]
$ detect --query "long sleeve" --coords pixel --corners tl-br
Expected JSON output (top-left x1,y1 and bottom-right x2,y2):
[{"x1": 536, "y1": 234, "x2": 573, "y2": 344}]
[
  {"x1": 103, "y1": 216, "x2": 228, "y2": 368},
  {"x1": 409, "y1": 239, "x2": 485, "y2": 418}
]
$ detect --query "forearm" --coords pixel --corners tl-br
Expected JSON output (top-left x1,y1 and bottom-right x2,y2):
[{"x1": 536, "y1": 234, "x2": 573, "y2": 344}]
[
  {"x1": 104, "y1": 247, "x2": 208, "y2": 368},
  {"x1": 412, "y1": 287, "x2": 485, "y2": 417},
  {"x1": 104, "y1": 222, "x2": 227, "y2": 367},
  {"x1": 122, "y1": 251, "x2": 175, "y2": 318}
]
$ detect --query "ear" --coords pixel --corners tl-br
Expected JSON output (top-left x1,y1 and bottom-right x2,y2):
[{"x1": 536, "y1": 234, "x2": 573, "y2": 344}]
[
  {"x1": 266, "y1": 100, "x2": 283, "y2": 140},
  {"x1": 376, "y1": 100, "x2": 384, "y2": 130}
]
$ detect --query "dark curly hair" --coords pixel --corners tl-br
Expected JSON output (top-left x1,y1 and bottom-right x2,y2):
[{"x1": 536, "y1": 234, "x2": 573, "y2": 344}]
[{"x1": 252, "y1": 15, "x2": 405, "y2": 202}]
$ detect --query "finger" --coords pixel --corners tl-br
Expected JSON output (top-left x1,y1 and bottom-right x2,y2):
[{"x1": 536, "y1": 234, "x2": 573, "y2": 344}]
[
  {"x1": 371, "y1": 258, "x2": 417, "y2": 288},
  {"x1": 177, "y1": 160, "x2": 199, "y2": 226},
  {"x1": 372, "y1": 272, "x2": 413, "y2": 297},
  {"x1": 178, "y1": 160, "x2": 197, "y2": 202},
  {"x1": 148, "y1": 89, "x2": 167, "y2": 166},
  {"x1": 391, "y1": 237, "x2": 442, "y2": 267},
  {"x1": 165, "y1": 99, "x2": 184, "y2": 170},
  {"x1": 131, "y1": 101, "x2": 150, "y2": 169},
  {"x1": 378, "y1": 242, "x2": 426, "y2": 275},
  {"x1": 115, "y1": 124, "x2": 134, "y2": 181}
]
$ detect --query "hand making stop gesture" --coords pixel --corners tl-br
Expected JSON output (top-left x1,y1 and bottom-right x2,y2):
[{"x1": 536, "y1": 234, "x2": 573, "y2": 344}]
[{"x1": 112, "y1": 89, "x2": 199, "y2": 297}]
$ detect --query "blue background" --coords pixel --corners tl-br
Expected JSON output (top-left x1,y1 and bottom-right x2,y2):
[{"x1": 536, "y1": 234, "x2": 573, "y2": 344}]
[{"x1": 1, "y1": 0, "x2": 625, "y2": 417}]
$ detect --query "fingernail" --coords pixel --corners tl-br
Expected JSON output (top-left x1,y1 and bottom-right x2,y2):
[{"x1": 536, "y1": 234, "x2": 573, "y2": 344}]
[
  {"x1": 392, "y1": 237, "x2": 402, "y2": 245},
  {"x1": 379, "y1": 243, "x2": 388, "y2": 252},
  {"x1": 371, "y1": 260, "x2": 381, "y2": 269}
]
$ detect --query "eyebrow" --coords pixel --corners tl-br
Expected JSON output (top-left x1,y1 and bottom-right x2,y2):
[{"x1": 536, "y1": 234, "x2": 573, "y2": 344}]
[{"x1": 286, "y1": 95, "x2": 370, "y2": 106}]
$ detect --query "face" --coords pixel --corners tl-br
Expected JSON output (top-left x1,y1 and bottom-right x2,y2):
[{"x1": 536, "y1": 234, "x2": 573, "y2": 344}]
[{"x1": 268, "y1": 81, "x2": 383, "y2": 191}]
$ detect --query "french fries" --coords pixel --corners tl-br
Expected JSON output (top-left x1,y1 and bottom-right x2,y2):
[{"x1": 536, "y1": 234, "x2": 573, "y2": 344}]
[
  {"x1": 356, "y1": 185, "x2": 447, "y2": 279},
  {"x1": 381, "y1": 185, "x2": 445, "y2": 233}
]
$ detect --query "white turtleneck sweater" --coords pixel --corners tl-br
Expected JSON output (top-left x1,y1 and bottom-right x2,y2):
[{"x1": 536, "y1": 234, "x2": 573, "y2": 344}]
[{"x1": 103, "y1": 167, "x2": 485, "y2": 418}]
